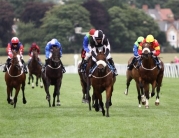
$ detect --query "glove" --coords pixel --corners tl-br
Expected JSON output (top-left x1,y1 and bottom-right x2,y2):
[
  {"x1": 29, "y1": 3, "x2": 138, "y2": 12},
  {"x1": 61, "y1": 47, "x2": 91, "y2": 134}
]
[{"x1": 136, "y1": 55, "x2": 141, "y2": 61}]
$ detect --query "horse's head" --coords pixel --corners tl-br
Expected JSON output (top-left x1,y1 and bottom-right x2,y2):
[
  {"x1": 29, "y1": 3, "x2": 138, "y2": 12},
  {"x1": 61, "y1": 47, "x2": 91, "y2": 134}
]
[
  {"x1": 50, "y1": 47, "x2": 61, "y2": 67},
  {"x1": 11, "y1": 50, "x2": 23, "y2": 70},
  {"x1": 141, "y1": 42, "x2": 152, "y2": 59},
  {"x1": 32, "y1": 49, "x2": 38, "y2": 61},
  {"x1": 95, "y1": 47, "x2": 107, "y2": 73}
]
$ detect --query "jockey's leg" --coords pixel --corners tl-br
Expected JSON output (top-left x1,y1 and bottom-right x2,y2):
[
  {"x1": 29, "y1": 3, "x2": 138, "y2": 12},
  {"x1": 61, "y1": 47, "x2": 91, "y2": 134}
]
[
  {"x1": 108, "y1": 58, "x2": 118, "y2": 76},
  {"x1": 60, "y1": 60, "x2": 66, "y2": 73},
  {"x1": 153, "y1": 56, "x2": 161, "y2": 69},
  {"x1": 89, "y1": 60, "x2": 96, "y2": 77},
  {"x1": 42, "y1": 59, "x2": 49, "y2": 73},
  {"x1": 3, "y1": 58, "x2": 11, "y2": 72},
  {"x1": 136, "y1": 57, "x2": 142, "y2": 69},
  {"x1": 21, "y1": 59, "x2": 28, "y2": 74},
  {"x1": 80, "y1": 52, "x2": 90, "y2": 72},
  {"x1": 127, "y1": 57, "x2": 136, "y2": 70}
]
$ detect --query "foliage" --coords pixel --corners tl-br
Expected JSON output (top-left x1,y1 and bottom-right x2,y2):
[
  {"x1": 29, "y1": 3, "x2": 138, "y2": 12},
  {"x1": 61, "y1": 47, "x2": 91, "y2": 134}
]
[
  {"x1": 21, "y1": 2, "x2": 54, "y2": 27},
  {"x1": 0, "y1": 1, "x2": 14, "y2": 47},
  {"x1": 108, "y1": 5, "x2": 160, "y2": 52},
  {"x1": 82, "y1": 0, "x2": 110, "y2": 35},
  {"x1": 41, "y1": 4, "x2": 92, "y2": 53},
  {"x1": 17, "y1": 22, "x2": 46, "y2": 50}
]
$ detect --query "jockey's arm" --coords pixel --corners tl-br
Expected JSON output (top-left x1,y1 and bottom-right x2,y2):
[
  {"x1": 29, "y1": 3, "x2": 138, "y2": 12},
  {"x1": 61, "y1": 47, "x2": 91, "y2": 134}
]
[
  {"x1": 133, "y1": 44, "x2": 139, "y2": 56},
  {"x1": 45, "y1": 44, "x2": 50, "y2": 59},
  {"x1": 104, "y1": 38, "x2": 110, "y2": 51},
  {"x1": 153, "y1": 41, "x2": 160, "y2": 56},
  {"x1": 6, "y1": 43, "x2": 13, "y2": 58},
  {"x1": 83, "y1": 36, "x2": 90, "y2": 52}
]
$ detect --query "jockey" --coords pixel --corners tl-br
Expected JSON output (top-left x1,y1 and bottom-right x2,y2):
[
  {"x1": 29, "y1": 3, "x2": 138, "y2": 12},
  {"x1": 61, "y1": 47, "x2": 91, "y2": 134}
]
[
  {"x1": 3, "y1": 37, "x2": 28, "y2": 73},
  {"x1": 89, "y1": 30, "x2": 118, "y2": 76},
  {"x1": 138, "y1": 34, "x2": 161, "y2": 69},
  {"x1": 127, "y1": 36, "x2": 144, "y2": 70},
  {"x1": 42, "y1": 38, "x2": 66, "y2": 73},
  {"x1": 27, "y1": 42, "x2": 43, "y2": 66},
  {"x1": 80, "y1": 28, "x2": 96, "y2": 72}
]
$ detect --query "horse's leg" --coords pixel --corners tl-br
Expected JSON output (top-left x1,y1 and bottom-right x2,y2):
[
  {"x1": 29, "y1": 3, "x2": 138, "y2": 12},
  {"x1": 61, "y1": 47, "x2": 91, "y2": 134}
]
[
  {"x1": 36, "y1": 76, "x2": 38, "y2": 87},
  {"x1": 44, "y1": 82, "x2": 51, "y2": 107},
  {"x1": 31, "y1": 75, "x2": 34, "y2": 88},
  {"x1": 7, "y1": 86, "x2": 13, "y2": 104},
  {"x1": 86, "y1": 77, "x2": 91, "y2": 111},
  {"x1": 21, "y1": 81, "x2": 27, "y2": 104},
  {"x1": 105, "y1": 87, "x2": 112, "y2": 117},
  {"x1": 13, "y1": 86, "x2": 21, "y2": 108},
  {"x1": 136, "y1": 82, "x2": 141, "y2": 107},
  {"x1": 98, "y1": 93, "x2": 105, "y2": 116},
  {"x1": 124, "y1": 74, "x2": 133, "y2": 95},
  {"x1": 28, "y1": 73, "x2": 31, "y2": 85},
  {"x1": 40, "y1": 77, "x2": 43, "y2": 88},
  {"x1": 155, "y1": 71, "x2": 164, "y2": 106},
  {"x1": 139, "y1": 77, "x2": 146, "y2": 105},
  {"x1": 144, "y1": 83, "x2": 150, "y2": 109},
  {"x1": 56, "y1": 80, "x2": 62, "y2": 106}
]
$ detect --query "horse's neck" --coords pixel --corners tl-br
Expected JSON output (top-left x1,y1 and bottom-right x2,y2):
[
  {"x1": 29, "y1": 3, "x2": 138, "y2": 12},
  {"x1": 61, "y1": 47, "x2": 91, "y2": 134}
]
[
  {"x1": 9, "y1": 64, "x2": 20, "y2": 75},
  {"x1": 142, "y1": 57, "x2": 155, "y2": 67}
]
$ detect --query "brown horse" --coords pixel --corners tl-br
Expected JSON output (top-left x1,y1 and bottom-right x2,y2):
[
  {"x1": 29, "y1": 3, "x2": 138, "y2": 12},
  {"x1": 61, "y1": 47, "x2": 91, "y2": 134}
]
[
  {"x1": 125, "y1": 56, "x2": 142, "y2": 107},
  {"x1": 78, "y1": 56, "x2": 93, "y2": 110},
  {"x1": 4, "y1": 50, "x2": 26, "y2": 108},
  {"x1": 90, "y1": 47, "x2": 116, "y2": 117},
  {"x1": 138, "y1": 42, "x2": 164, "y2": 108},
  {"x1": 41, "y1": 47, "x2": 63, "y2": 107},
  {"x1": 28, "y1": 49, "x2": 43, "y2": 88}
]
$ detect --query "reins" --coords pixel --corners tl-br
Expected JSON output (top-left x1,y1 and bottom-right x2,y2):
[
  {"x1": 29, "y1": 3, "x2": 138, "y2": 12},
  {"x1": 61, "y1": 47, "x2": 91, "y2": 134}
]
[
  {"x1": 6, "y1": 65, "x2": 23, "y2": 77},
  {"x1": 91, "y1": 70, "x2": 112, "y2": 79}
]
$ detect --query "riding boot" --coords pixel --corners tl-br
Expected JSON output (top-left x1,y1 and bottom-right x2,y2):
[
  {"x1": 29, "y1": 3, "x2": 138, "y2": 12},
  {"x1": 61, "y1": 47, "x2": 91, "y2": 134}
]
[
  {"x1": 3, "y1": 58, "x2": 11, "y2": 72},
  {"x1": 153, "y1": 56, "x2": 161, "y2": 69},
  {"x1": 89, "y1": 60, "x2": 96, "y2": 77},
  {"x1": 136, "y1": 58, "x2": 142, "y2": 69},
  {"x1": 80, "y1": 59, "x2": 88, "y2": 73},
  {"x1": 21, "y1": 59, "x2": 28, "y2": 74},
  {"x1": 42, "y1": 59, "x2": 48, "y2": 73},
  {"x1": 108, "y1": 58, "x2": 118, "y2": 76},
  {"x1": 60, "y1": 61, "x2": 66, "y2": 73},
  {"x1": 127, "y1": 57, "x2": 136, "y2": 70}
]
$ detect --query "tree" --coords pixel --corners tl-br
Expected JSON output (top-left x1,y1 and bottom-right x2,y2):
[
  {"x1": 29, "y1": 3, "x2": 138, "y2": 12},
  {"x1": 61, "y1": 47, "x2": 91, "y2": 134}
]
[
  {"x1": 82, "y1": 0, "x2": 110, "y2": 35},
  {"x1": 0, "y1": 1, "x2": 14, "y2": 47},
  {"x1": 108, "y1": 5, "x2": 160, "y2": 52},
  {"x1": 41, "y1": 3, "x2": 92, "y2": 53},
  {"x1": 21, "y1": 2, "x2": 54, "y2": 27}
]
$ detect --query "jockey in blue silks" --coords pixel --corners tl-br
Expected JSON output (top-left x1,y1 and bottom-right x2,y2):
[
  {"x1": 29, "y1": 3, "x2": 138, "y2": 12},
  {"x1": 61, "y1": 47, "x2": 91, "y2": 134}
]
[
  {"x1": 127, "y1": 36, "x2": 144, "y2": 70},
  {"x1": 42, "y1": 38, "x2": 66, "y2": 73}
]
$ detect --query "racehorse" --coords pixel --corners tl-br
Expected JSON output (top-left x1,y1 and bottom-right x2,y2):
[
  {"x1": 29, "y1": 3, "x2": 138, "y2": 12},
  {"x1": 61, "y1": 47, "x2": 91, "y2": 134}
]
[
  {"x1": 90, "y1": 47, "x2": 116, "y2": 117},
  {"x1": 4, "y1": 50, "x2": 27, "y2": 108},
  {"x1": 124, "y1": 56, "x2": 142, "y2": 107},
  {"x1": 138, "y1": 42, "x2": 164, "y2": 108},
  {"x1": 41, "y1": 47, "x2": 63, "y2": 107},
  {"x1": 78, "y1": 55, "x2": 93, "y2": 111},
  {"x1": 28, "y1": 49, "x2": 43, "y2": 88}
]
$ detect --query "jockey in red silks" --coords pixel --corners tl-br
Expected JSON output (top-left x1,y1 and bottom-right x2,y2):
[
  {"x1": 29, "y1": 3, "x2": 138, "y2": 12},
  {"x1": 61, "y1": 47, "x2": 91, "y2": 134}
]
[
  {"x1": 80, "y1": 28, "x2": 96, "y2": 72},
  {"x1": 27, "y1": 42, "x2": 43, "y2": 66},
  {"x1": 138, "y1": 34, "x2": 161, "y2": 69},
  {"x1": 89, "y1": 30, "x2": 118, "y2": 76},
  {"x1": 3, "y1": 37, "x2": 28, "y2": 73}
]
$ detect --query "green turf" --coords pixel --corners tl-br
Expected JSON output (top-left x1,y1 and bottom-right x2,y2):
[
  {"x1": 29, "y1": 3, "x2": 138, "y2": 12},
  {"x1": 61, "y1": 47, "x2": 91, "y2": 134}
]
[{"x1": 0, "y1": 72, "x2": 178, "y2": 138}]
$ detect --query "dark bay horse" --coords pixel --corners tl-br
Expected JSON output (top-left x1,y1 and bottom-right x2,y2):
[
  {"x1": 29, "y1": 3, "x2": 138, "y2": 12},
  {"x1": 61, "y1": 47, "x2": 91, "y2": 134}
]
[
  {"x1": 90, "y1": 47, "x2": 116, "y2": 117},
  {"x1": 41, "y1": 47, "x2": 63, "y2": 107},
  {"x1": 28, "y1": 49, "x2": 43, "y2": 88},
  {"x1": 4, "y1": 50, "x2": 27, "y2": 108},
  {"x1": 78, "y1": 56, "x2": 92, "y2": 111},
  {"x1": 138, "y1": 42, "x2": 164, "y2": 108},
  {"x1": 125, "y1": 56, "x2": 142, "y2": 107}
]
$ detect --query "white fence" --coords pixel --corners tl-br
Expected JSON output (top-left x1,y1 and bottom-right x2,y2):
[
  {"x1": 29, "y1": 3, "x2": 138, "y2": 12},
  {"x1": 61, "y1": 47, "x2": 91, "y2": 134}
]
[{"x1": 0, "y1": 63, "x2": 179, "y2": 78}]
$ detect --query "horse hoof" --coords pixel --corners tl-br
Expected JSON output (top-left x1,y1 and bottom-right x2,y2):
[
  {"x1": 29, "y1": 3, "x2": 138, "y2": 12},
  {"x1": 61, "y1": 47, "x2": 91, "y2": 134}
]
[
  {"x1": 40, "y1": 86, "x2": 43, "y2": 88},
  {"x1": 155, "y1": 102, "x2": 159, "y2": 106},
  {"x1": 145, "y1": 105, "x2": 149, "y2": 109},
  {"x1": 138, "y1": 104, "x2": 141, "y2": 108},
  {"x1": 82, "y1": 99, "x2": 86, "y2": 103},
  {"x1": 32, "y1": 87, "x2": 34, "y2": 89},
  {"x1": 28, "y1": 82, "x2": 30, "y2": 85}
]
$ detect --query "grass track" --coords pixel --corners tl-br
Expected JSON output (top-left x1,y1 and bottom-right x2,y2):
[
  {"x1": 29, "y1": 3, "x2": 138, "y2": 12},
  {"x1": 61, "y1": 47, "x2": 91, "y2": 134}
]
[{"x1": 0, "y1": 72, "x2": 179, "y2": 138}]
